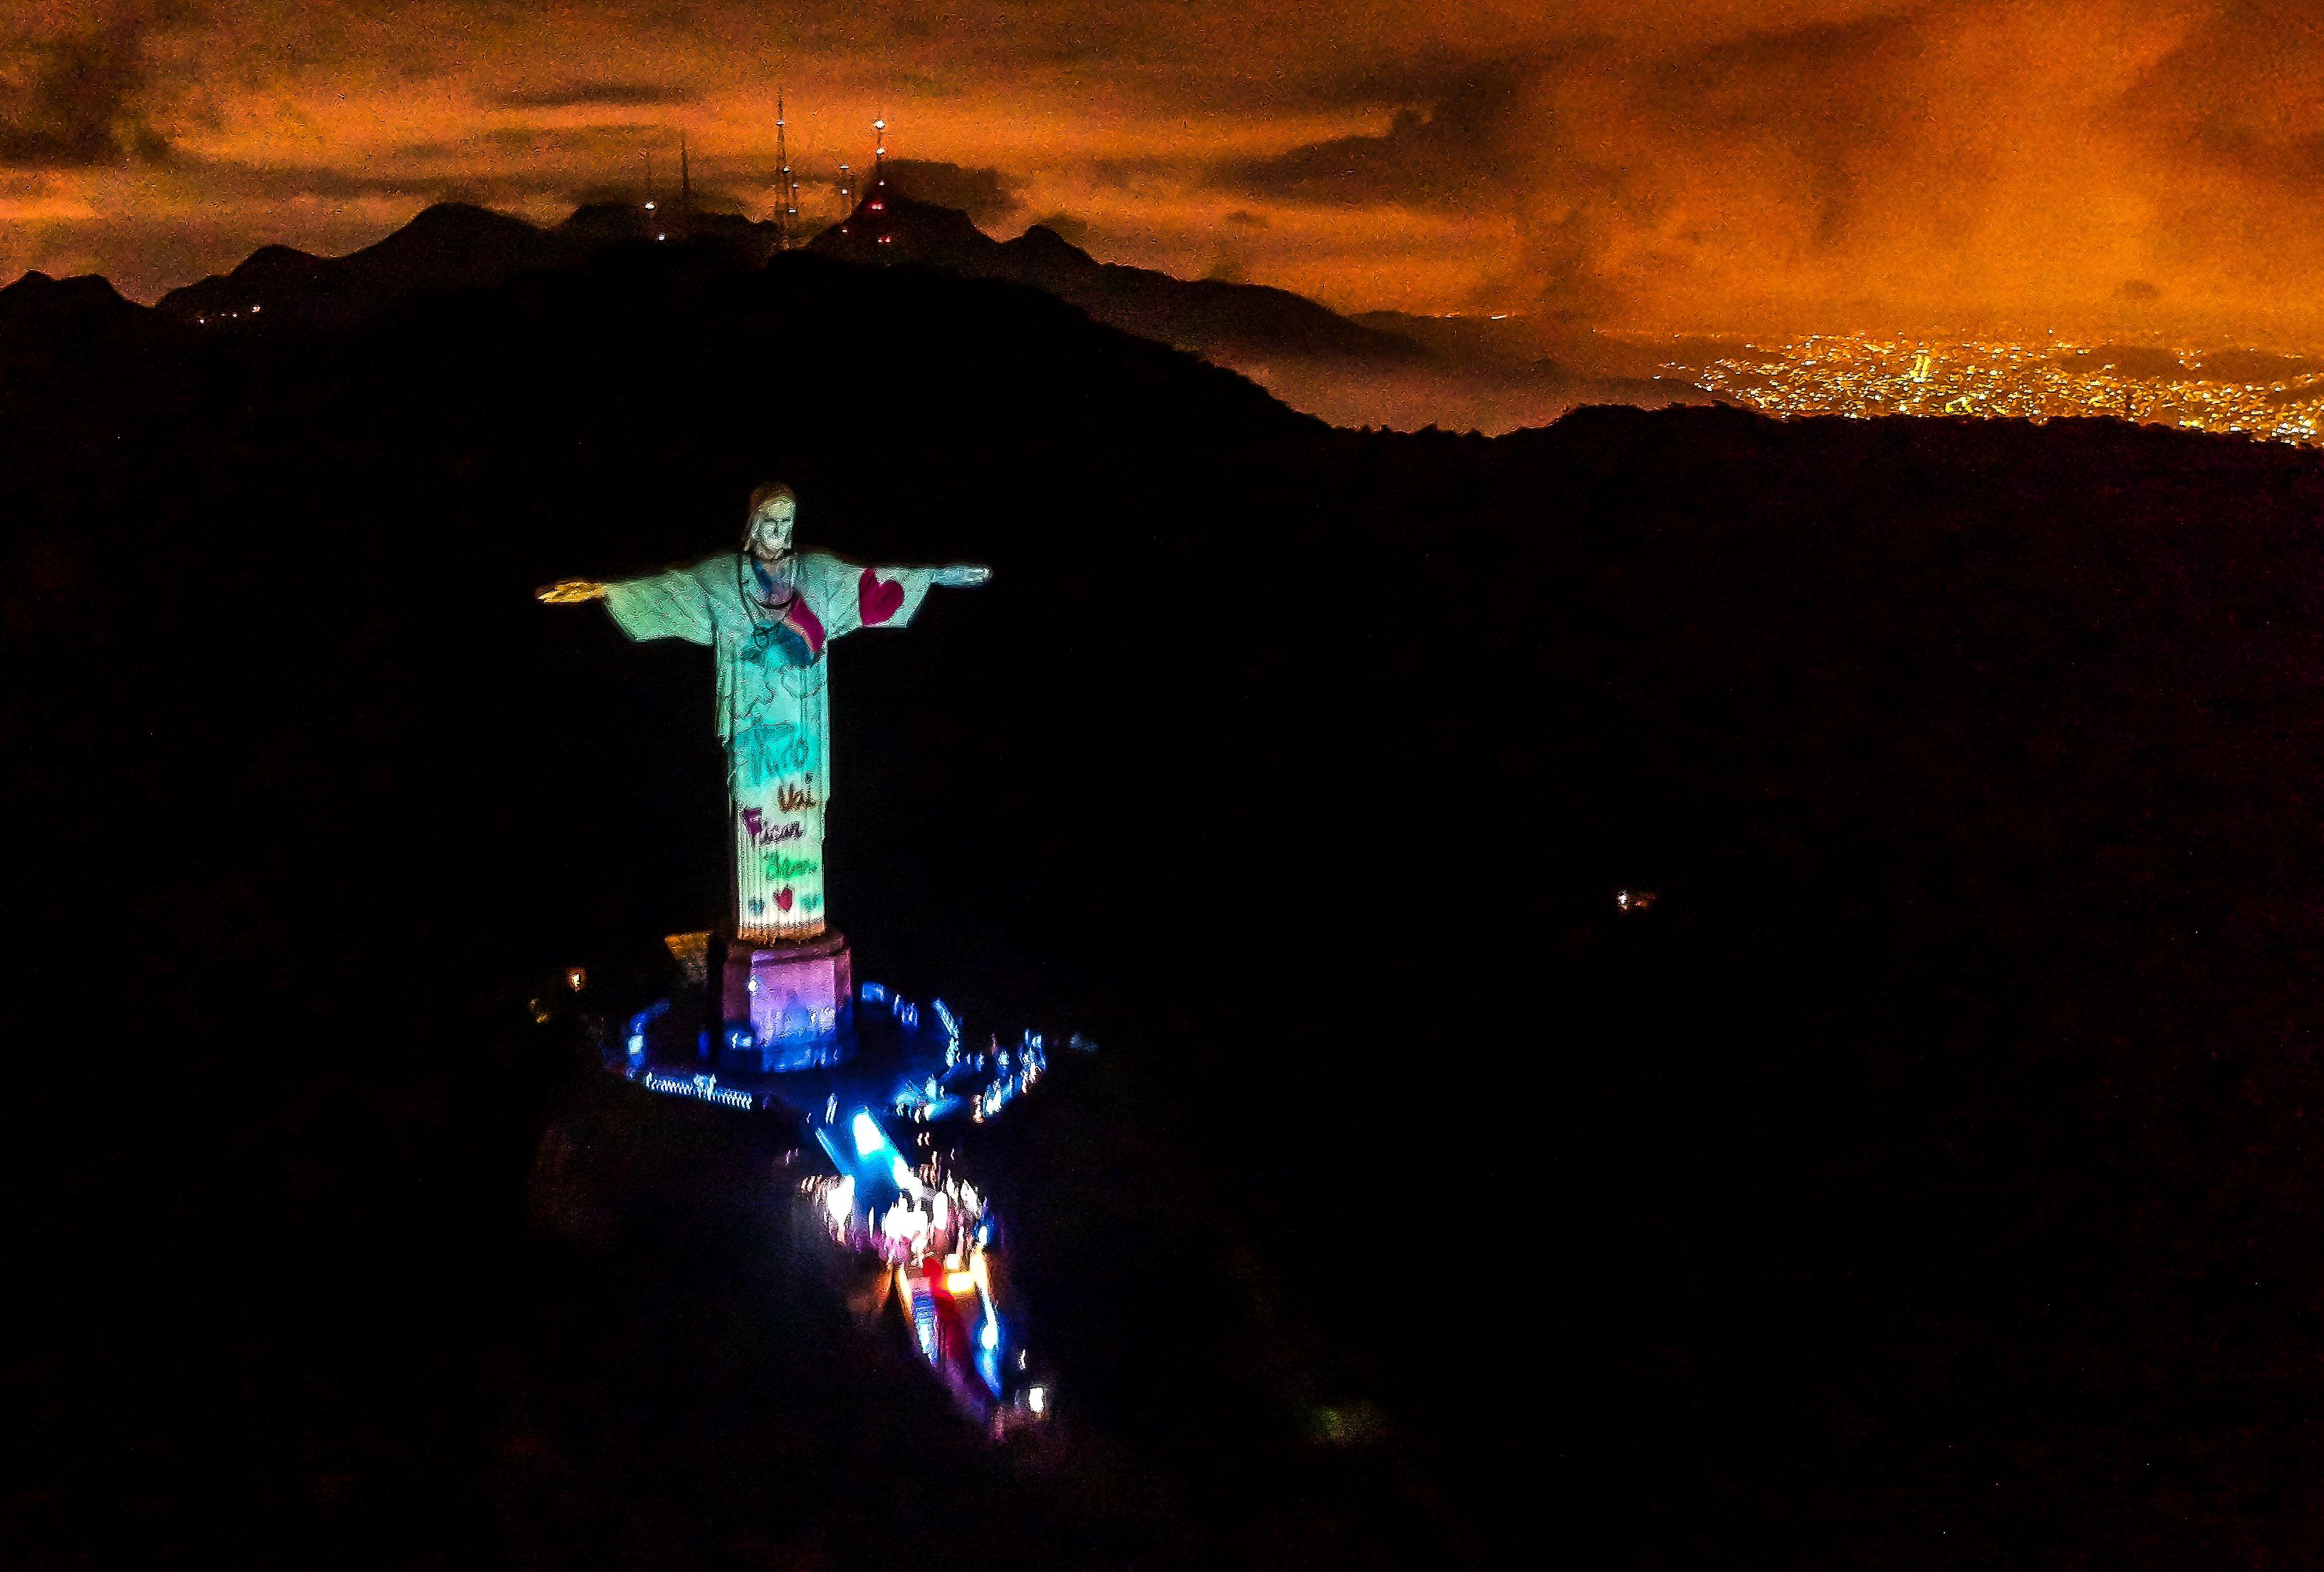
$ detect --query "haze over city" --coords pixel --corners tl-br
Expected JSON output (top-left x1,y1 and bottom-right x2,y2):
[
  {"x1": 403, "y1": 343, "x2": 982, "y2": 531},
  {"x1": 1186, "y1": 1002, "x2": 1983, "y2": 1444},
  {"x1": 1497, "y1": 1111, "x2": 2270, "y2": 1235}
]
[{"x1": 7, "y1": 0, "x2": 2324, "y2": 349}]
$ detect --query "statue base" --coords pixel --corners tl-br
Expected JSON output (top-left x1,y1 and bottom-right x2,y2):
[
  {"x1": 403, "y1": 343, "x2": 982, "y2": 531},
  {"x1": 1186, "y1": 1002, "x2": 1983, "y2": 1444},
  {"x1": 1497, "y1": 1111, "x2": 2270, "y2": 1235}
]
[{"x1": 721, "y1": 930, "x2": 853, "y2": 1071}]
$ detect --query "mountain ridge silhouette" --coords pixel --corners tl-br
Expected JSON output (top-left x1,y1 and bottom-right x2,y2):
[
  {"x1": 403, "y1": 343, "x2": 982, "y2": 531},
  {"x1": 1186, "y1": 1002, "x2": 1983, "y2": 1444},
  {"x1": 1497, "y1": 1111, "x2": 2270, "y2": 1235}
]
[
  {"x1": 7, "y1": 192, "x2": 1715, "y2": 430},
  {"x1": 72, "y1": 193, "x2": 1438, "y2": 374}
]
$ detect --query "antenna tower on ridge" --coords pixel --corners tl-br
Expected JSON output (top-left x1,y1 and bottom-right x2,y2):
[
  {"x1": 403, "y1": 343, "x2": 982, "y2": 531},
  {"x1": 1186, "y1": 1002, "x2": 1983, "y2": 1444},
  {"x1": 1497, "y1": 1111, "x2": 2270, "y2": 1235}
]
[
  {"x1": 679, "y1": 133, "x2": 693, "y2": 239},
  {"x1": 869, "y1": 115, "x2": 891, "y2": 250},
  {"x1": 775, "y1": 93, "x2": 797, "y2": 250}
]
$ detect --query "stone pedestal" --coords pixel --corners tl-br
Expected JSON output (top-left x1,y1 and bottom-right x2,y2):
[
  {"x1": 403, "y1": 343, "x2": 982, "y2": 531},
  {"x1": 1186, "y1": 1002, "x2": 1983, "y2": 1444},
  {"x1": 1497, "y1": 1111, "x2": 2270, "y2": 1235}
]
[{"x1": 721, "y1": 930, "x2": 852, "y2": 1071}]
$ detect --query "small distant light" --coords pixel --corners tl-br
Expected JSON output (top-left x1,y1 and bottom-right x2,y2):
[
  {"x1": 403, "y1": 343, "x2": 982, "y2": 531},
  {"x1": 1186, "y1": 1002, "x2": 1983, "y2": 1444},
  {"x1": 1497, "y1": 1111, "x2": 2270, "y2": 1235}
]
[
  {"x1": 981, "y1": 1321, "x2": 999, "y2": 1351},
  {"x1": 946, "y1": 1269, "x2": 978, "y2": 1294},
  {"x1": 1027, "y1": 1385, "x2": 1047, "y2": 1414},
  {"x1": 644, "y1": 201, "x2": 656, "y2": 210},
  {"x1": 851, "y1": 1111, "x2": 886, "y2": 1158},
  {"x1": 566, "y1": 967, "x2": 587, "y2": 992}
]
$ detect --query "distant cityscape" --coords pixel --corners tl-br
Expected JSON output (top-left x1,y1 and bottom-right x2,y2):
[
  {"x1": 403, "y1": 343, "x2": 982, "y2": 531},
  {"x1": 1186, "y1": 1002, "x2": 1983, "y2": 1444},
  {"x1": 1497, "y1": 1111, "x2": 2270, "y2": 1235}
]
[{"x1": 1672, "y1": 335, "x2": 2324, "y2": 447}]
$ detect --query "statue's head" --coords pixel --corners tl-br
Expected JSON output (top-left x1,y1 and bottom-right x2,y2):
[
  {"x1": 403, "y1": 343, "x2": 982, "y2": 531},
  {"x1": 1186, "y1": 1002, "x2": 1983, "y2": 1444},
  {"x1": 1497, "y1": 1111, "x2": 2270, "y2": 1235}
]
[{"x1": 744, "y1": 482, "x2": 798, "y2": 560}]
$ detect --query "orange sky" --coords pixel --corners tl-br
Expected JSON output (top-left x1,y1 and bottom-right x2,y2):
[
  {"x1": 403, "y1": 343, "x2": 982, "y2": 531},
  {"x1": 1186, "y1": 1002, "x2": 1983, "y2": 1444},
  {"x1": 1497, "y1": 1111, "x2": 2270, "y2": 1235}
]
[{"x1": 6, "y1": 1, "x2": 2323, "y2": 342}]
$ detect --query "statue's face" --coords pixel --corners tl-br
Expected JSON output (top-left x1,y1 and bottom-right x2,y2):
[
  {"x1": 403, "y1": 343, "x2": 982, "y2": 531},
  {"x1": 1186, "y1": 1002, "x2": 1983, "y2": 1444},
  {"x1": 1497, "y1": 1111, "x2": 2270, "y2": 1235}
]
[{"x1": 748, "y1": 496, "x2": 797, "y2": 560}]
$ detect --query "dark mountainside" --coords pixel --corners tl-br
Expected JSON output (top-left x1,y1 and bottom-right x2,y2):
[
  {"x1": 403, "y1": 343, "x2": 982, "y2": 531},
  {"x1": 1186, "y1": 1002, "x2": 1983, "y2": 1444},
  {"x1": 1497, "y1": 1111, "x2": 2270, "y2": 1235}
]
[
  {"x1": 150, "y1": 193, "x2": 1427, "y2": 373},
  {"x1": 7, "y1": 234, "x2": 2324, "y2": 1569},
  {"x1": 807, "y1": 189, "x2": 1713, "y2": 429},
  {"x1": 146, "y1": 192, "x2": 1692, "y2": 432},
  {"x1": 810, "y1": 187, "x2": 1427, "y2": 364}
]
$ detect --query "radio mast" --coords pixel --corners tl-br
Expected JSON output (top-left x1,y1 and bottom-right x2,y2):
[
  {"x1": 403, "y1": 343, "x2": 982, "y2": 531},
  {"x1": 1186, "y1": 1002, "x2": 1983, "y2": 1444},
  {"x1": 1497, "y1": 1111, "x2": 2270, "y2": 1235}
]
[
  {"x1": 775, "y1": 93, "x2": 797, "y2": 250},
  {"x1": 869, "y1": 116, "x2": 891, "y2": 250}
]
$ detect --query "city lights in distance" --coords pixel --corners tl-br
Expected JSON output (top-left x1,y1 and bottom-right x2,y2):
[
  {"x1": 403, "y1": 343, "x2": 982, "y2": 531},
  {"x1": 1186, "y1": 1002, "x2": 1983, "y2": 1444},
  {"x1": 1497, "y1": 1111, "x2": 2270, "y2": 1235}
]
[{"x1": 1679, "y1": 333, "x2": 2324, "y2": 447}]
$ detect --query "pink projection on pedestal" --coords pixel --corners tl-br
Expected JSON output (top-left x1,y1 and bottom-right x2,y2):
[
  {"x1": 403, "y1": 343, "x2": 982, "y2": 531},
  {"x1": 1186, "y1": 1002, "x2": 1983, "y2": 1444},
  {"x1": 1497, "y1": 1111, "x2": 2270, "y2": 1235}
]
[{"x1": 723, "y1": 930, "x2": 853, "y2": 1068}]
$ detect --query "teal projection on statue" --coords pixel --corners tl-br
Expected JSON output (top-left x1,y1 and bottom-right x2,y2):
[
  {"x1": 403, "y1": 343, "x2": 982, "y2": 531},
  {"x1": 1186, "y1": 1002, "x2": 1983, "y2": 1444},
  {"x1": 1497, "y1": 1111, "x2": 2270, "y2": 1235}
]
[{"x1": 540, "y1": 483, "x2": 989, "y2": 945}]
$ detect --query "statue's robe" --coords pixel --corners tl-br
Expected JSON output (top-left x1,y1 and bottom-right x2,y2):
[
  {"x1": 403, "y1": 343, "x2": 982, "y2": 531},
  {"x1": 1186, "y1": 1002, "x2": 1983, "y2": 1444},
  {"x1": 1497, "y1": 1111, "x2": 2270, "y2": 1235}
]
[{"x1": 604, "y1": 549, "x2": 937, "y2": 943}]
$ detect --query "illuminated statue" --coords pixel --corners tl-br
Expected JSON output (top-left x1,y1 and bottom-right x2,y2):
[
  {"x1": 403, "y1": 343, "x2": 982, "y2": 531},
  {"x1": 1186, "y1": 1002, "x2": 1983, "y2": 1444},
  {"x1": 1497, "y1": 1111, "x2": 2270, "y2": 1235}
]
[{"x1": 540, "y1": 483, "x2": 988, "y2": 1056}]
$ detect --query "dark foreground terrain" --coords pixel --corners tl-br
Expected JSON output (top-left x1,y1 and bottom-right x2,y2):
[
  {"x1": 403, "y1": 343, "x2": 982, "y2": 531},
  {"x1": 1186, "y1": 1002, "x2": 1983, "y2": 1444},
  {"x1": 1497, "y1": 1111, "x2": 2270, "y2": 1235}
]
[{"x1": 7, "y1": 241, "x2": 2324, "y2": 1568}]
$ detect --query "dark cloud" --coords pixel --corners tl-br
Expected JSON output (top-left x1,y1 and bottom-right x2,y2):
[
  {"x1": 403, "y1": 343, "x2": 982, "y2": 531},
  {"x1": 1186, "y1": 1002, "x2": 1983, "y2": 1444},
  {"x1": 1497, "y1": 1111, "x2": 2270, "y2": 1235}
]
[
  {"x1": 491, "y1": 81, "x2": 692, "y2": 110},
  {"x1": 878, "y1": 158, "x2": 1018, "y2": 223},
  {"x1": 2114, "y1": 4, "x2": 2324, "y2": 184},
  {"x1": 0, "y1": 6, "x2": 170, "y2": 166},
  {"x1": 1215, "y1": 63, "x2": 1524, "y2": 211}
]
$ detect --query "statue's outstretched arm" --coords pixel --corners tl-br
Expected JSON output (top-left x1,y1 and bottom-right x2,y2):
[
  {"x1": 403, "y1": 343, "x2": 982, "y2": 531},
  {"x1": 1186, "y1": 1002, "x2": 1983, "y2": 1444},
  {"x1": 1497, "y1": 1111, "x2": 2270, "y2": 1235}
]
[
  {"x1": 931, "y1": 564, "x2": 992, "y2": 587},
  {"x1": 536, "y1": 580, "x2": 608, "y2": 603}
]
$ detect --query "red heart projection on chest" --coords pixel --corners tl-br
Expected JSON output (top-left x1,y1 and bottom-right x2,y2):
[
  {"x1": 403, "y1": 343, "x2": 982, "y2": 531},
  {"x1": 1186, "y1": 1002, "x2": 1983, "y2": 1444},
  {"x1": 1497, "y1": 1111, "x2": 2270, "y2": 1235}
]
[
  {"x1": 858, "y1": 569, "x2": 905, "y2": 625},
  {"x1": 774, "y1": 888, "x2": 795, "y2": 912}
]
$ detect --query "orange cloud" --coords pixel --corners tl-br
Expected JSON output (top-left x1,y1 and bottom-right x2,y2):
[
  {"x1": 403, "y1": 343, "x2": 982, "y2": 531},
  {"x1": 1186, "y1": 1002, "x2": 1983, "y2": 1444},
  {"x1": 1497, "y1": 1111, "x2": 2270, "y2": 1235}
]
[{"x1": 1, "y1": 1, "x2": 2319, "y2": 346}]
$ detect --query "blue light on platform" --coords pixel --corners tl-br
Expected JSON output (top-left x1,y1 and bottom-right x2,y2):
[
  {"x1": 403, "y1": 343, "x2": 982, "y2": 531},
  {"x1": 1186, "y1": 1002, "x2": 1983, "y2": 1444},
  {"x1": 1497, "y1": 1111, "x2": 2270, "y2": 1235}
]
[
  {"x1": 851, "y1": 1110, "x2": 887, "y2": 1158},
  {"x1": 639, "y1": 1069, "x2": 755, "y2": 1111}
]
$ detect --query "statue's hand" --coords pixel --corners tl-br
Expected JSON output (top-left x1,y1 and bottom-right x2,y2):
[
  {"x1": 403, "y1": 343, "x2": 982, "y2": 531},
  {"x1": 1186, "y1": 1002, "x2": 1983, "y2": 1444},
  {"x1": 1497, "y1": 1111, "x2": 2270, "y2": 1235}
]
[
  {"x1": 536, "y1": 579, "x2": 608, "y2": 604},
  {"x1": 933, "y1": 565, "x2": 992, "y2": 587}
]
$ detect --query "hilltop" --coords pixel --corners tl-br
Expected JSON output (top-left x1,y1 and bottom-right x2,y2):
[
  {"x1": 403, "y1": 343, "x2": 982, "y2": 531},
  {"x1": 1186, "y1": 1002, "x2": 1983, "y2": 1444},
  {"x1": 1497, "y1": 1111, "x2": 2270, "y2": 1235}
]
[{"x1": 8, "y1": 191, "x2": 1712, "y2": 432}]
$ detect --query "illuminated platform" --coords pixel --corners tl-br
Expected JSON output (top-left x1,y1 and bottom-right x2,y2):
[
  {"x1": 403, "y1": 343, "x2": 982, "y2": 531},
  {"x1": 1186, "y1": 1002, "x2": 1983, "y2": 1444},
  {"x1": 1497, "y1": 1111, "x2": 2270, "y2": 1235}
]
[
  {"x1": 605, "y1": 965, "x2": 1083, "y2": 1436},
  {"x1": 617, "y1": 952, "x2": 1082, "y2": 1118},
  {"x1": 721, "y1": 930, "x2": 852, "y2": 1071}
]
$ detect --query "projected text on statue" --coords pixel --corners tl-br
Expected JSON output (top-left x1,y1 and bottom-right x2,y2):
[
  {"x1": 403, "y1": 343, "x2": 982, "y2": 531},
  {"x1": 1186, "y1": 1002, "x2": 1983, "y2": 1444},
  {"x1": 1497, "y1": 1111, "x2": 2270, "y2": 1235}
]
[{"x1": 540, "y1": 483, "x2": 988, "y2": 945}]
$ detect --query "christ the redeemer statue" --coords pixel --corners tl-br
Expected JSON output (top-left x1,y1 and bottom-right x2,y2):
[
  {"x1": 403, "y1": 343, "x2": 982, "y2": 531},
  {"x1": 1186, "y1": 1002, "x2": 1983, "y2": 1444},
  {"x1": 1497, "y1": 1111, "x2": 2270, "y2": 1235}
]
[{"x1": 540, "y1": 483, "x2": 988, "y2": 1056}]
